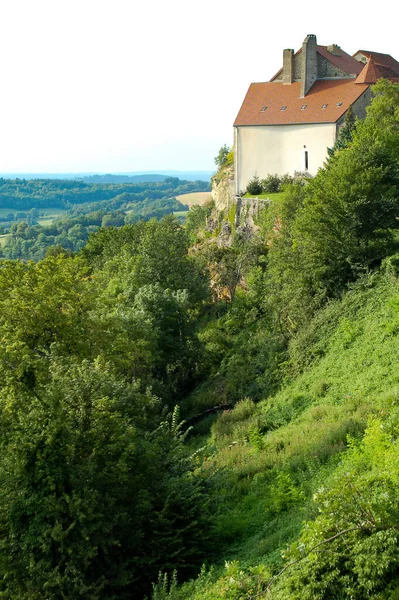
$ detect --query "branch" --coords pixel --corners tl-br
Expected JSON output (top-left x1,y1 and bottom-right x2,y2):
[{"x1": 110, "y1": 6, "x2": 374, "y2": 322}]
[{"x1": 247, "y1": 526, "x2": 363, "y2": 599}]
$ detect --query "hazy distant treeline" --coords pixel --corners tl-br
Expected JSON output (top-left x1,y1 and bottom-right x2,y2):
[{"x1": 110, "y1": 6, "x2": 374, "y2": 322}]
[{"x1": 0, "y1": 176, "x2": 210, "y2": 210}]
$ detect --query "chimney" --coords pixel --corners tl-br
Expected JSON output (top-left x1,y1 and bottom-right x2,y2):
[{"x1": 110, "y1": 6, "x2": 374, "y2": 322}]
[
  {"x1": 300, "y1": 34, "x2": 318, "y2": 97},
  {"x1": 327, "y1": 44, "x2": 341, "y2": 56},
  {"x1": 283, "y1": 49, "x2": 294, "y2": 84}
]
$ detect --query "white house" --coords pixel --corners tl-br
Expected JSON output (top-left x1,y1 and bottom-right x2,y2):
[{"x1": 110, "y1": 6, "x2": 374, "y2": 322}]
[{"x1": 234, "y1": 34, "x2": 399, "y2": 194}]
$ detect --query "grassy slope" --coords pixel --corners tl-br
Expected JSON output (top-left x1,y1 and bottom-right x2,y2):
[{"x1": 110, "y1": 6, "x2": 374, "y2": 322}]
[
  {"x1": 242, "y1": 191, "x2": 286, "y2": 201},
  {"x1": 174, "y1": 268, "x2": 399, "y2": 598}
]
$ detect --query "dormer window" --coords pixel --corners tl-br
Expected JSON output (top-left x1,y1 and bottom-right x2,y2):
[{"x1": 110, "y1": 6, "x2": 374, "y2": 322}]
[
  {"x1": 281, "y1": 105, "x2": 287, "y2": 111},
  {"x1": 322, "y1": 104, "x2": 328, "y2": 109},
  {"x1": 336, "y1": 102, "x2": 343, "y2": 107},
  {"x1": 301, "y1": 104, "x2": 307, "y2": 110},
  {"x1": 260, "y1": 106, "x2": 267, "y2": 112}
]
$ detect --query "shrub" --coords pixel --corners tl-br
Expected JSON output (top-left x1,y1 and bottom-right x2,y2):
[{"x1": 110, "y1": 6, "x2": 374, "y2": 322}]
[
  {"x1": 261, "y1": 174, "x2": 281, "y2": 193},
  {"x1": 246, "y1": 175, "x2": 263, "y2": 196}
]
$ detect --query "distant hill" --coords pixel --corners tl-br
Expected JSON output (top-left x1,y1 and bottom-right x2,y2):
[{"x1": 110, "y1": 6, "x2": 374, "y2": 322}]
[
  {"x1": 81, "y1": 174, "x2": 167, "y2": 184},
  {"x1": 0, "y1": 170, "x2": 214, "y2": 183}
]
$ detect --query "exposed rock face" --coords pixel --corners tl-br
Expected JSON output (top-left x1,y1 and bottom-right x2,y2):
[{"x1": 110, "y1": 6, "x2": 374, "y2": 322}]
[
  {"x1": 210, "y1": 163, "x2": 269, "y2": 247},
  {"x1": 217, "y1": 221, "x2": 232, "y2": 247},
  {"x1": 211, "y1": 166, "x2": 235, "y2": 212},
  {"x1": 235, "y1": 197, "x2": 268, "y2": 230},
  {"x1": 205, "y1": 217, "x2": 218, "y2": 233}
]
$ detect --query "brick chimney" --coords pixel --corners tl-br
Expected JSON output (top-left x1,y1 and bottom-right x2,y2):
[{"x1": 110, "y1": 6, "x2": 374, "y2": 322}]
[
  {"x1": 283, "y1": 49, "x2": 294, "y2": 84},
  {"x1": 300, "y1": 34, "x2": 318, "y2": 97}
]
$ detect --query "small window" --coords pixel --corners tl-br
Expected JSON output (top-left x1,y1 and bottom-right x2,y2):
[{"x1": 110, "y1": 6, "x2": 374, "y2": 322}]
[
  {"x1": 336, "y1": 102, "x2": 343, "y2": 107},
  {"x1": 304, "y1": 150, "x2": 309, "y2": 170},
  {"x1": 260, "y1": 106, "x2": 267, "y2": 112},
  {"x1": 301, "y1": 104, "x2": 307, "y2": 110},
  {"x1": 322, "y1": 104, "x2": 328, "y2": 109},
  {"x1": 281, "y1": 105, "x2": 287, "y2": 111}
]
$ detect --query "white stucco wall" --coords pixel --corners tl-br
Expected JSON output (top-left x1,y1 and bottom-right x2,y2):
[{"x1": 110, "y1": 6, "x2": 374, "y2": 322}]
[{"x1": 234, "y1": 123, "x2": 337, "y2": 194}]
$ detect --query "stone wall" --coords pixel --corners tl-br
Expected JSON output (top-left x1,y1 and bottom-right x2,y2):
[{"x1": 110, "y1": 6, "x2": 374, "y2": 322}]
[
  {"x1": 336, "y1": 87, "x2": 373, "y2": 129},
  {"x1": 211, "y1": 165, "x2": 267, "y2": 240},
  {"x1": 317, "y1": 55, "x2": 349, "y2": 78}
]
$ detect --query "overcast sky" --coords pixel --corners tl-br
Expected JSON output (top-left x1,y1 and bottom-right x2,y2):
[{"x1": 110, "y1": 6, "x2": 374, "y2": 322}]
[{"x1": 0, "y1": 0, "x2": 397, "y2": 174}]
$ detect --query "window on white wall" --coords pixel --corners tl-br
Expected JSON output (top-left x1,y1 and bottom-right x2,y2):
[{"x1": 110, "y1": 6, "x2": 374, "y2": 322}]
[{"x1": 303, "y1": 146, "x2": 309, "y2": 171}]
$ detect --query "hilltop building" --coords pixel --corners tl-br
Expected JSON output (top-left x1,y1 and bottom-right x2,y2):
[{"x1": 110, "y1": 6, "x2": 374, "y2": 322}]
[{"x1": 234, "y1": 34, "x2": 399, "y2": 194}]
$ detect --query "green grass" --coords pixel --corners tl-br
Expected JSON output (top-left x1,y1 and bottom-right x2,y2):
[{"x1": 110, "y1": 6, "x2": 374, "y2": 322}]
[
  {"x1": 242, "y1": 191, "x2": 286, "y2": 201},
  {"x1": 37, "y1": 207, "x2": 66, "y2": 218},
  {"x1": 174, "y1": 270, "x2": 399, "y2": 598},
  {"x1": 37, "y1": 217, "x2": 59, "y2": 226},
  {"x1": 0, "y1": 207, "x2": 66, "y2": 229}
]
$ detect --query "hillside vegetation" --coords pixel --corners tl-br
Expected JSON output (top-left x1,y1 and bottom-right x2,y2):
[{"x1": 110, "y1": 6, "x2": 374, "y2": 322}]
[
  {"x1": 0, "y1": 177, "x2": 210, "y2": 260},
  {"x1": 152, "y1": 79, "x2": 399, "y2": 599},
  {"x1": 0, "y1": 80, "x2": 398, "y2": 599}
]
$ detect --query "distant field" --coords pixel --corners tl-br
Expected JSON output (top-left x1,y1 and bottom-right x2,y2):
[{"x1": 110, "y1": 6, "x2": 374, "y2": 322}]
[
  {"x1": 37, "y1": 207, "x2": 66, "y2": 223},
  {"x1": 0, "y1": 208, "x2": 17, "y2": 217},
  {"x1": 0, "y1": 206, "x2": 66, "y2": 227},
  {"x1": 176, "y1": 192, "x2": 212, "y2": 207},
  {"x1": 173, "y1": 211, "x2": 188, "y2": 221},
  {"x1": 0, "y1": 234, "x2": 9, "y2": 247}
]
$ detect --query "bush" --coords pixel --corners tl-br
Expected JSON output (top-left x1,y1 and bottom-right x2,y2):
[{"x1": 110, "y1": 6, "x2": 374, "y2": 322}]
[
  {"x1": 246, "y1": 175, "x2": 263, "y2": 196},
  {"x1": 261, "y1": 174, "x2": 281, "y2": 193}
]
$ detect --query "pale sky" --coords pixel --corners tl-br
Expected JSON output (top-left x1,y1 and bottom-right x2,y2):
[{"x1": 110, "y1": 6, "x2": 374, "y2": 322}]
[{"x1": 0, "y1": 0, "x2": 397, "y2": 174}]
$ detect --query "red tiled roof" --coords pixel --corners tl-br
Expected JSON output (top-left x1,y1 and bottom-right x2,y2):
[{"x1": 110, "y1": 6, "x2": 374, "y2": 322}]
[
  {"x1": 355, "y1": 58, "x2": 385, "y2": 84},
  {"x1": 317, "y1": 46, "x2": 363, "y2": 75},
  {"x1": 271, "y1": 45, "x2": 362, "y2": 81},
  {"x1": 354, "y1": 51, "x2": 399, "y2": 77},
  {"x1": 234, "y1": 79, "x2": 370, "y2": 127}
]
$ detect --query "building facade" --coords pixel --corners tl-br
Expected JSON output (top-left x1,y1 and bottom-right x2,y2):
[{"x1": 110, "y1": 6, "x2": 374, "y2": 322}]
[{"x1": 234, "y1": 35, "x2": 399, "y2": 194}]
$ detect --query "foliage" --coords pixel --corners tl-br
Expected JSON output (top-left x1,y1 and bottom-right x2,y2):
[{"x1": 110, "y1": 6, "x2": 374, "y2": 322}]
[
  {"x1": 261, "y1": 173, "x2": 294, "y2": 193},
  {"x1": 185, "y1": 203, "x2": 213, "y2": 241},
  {"x1": 214, "y1": 145, "x2": 234, "y2": 171},
  {"x1": 0, "y1": 177, "x2": 209, "y2": 260},
  {"x1": 0, "y1": 218, "x2": 214, "y2": 599},
  {"x1": 169, "y1": 261, "x2": 399, "y2": 598},
  {"x1": 1, "y1": 79, "x2": 399, "y2": 600},
  {"x1": 0, "y1": 176, "x2": 209, "y2": 212},
  {"x1": 261, "y1": 173, "x2": 281, "y2": 193},
  {"x1": 274, "y1": 413, "x2": 399, "y2": 599},
  {"x1": 246, "y1": 174, "x2": 263, "y2": 196},
  {"x1": 327, "y1": 105, "x2": 356, "y2": 157},
  {"x1": 294, "y1": 138, "x2": 399, "y2": 299},
  {"x1": 261, "y1": 81, "x2": 399, "y2": 333},
  {"x1": 0, "y1": 361, "x2": 210, "y2": 599}
]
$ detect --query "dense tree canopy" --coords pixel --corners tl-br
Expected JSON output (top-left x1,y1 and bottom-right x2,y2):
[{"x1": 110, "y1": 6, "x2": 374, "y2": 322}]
[
  {"x1": 0, "y1": 217, "x2": 212, "y2": 599},
  {"x1": 0, "y1": 81, "x2": 399, "y2": 600}
]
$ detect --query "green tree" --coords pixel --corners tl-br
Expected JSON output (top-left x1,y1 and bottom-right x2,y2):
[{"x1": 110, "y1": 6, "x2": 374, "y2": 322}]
[
  {"x1": 263, "y1": 82, "x2": 399, "y2": 332},
  {"x1": 294, "y1": 136, "x2": 399, "y2": 299},
  {"x1": 246, "y1": 174, "x2": 263, "y2": 196},
  {"x1": 361, "y1": 78, "x2": 399, "y2": 159},
  {"x1": 327, "y1": 105, "x2": 356, "y2": 157},
  {"x1": 214, "y1": 144, "x2": 232, "y2": 170},
  {"x1": 0, "y1": 359, "x2": 210, "y2": 599}
]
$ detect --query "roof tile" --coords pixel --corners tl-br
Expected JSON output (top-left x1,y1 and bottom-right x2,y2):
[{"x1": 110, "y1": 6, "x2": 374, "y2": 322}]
[
  {"x1": 354, "y1": 51, "x2": 399, "y2": 77},
  {"x1": 234, "y1": 79, "x2": 370, "y2": 127},
  {"x1": 356, "y1": 58, "x2": 384, "y2": 84}
]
